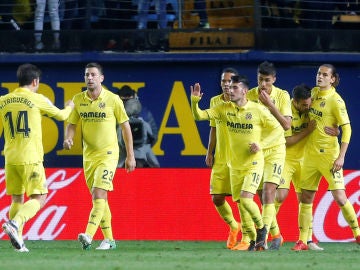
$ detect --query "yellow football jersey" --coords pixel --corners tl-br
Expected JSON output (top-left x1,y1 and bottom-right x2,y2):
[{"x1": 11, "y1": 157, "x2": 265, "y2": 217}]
[
  {"x1": 67, "y1": 88, "x2": 129, "y2": 161},
  {"x1": 247, "y1": 85, "x2": 291, "y2": 149},
  {"x1": 0, "y1": 87, "x2": 72, "y2": 164},
  {"x1": 285, "y1": 101, "x2": 310, "y2": 160},
  {"x1": 203, "y1": 100, "x2": 282, "y2": 169},
  {"x1": 307, "y1": 86, "x2": 350, "y2": 152}
]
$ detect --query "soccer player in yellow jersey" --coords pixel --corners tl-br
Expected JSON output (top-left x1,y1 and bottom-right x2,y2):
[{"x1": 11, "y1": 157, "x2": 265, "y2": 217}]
[
  {"x1": 275, "y1": 84, "x2": 319, "y2": 250},
  {"x1": 191, "y1": 75, "x2": 282, "y2": 251},
  {"x1": 292, "y1": 64, "x2": 360, "y2": 250},
  {"x1": 1, "y1": 63, "x2": 74, "y2": 252},
  {"x1": 205, "y1": 67, "x2": 243, "y2": 250},
  {"x1": 246, "y1": 61, "x2": 290, "y2": 250},
  {"x1": 276, "y1": 84, "x2": 337, "y2": 251},
  {"x1": 63, "y1": 62, "x2": 136, "y2": 250}
]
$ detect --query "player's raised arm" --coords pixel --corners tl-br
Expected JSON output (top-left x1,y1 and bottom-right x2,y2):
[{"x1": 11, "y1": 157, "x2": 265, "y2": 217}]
[
  {"x1": 190, "y1": 83, "x2": 209, "y2": 121},
  {"x1": 190, "y1": 83, "x2": 204, "y2": 98}
]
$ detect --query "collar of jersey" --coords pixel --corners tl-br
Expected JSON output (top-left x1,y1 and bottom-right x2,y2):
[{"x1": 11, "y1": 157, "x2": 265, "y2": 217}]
[
  {"x1": 315, "y1": 86, "x2": 335, "y2": 98},
  {"x1": 232, "y1": 100, "x2": 250, "y2": 110},
  {"x1": 15, "y1": 87, "x2": 32, "y2": 93},
  {"x1": 83, "y1": 87, "x2": 105, "y2": 102}
]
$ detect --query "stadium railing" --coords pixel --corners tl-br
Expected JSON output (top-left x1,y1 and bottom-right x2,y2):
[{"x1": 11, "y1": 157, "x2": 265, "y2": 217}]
[{"x1": 0, "y1": 0, "x2": 359, "y2": 53}]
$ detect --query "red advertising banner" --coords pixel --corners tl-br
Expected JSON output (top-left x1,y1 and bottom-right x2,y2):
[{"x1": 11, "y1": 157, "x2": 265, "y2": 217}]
[{"x1": 0, "y1": 168, "x2": 359, "y2": 242}]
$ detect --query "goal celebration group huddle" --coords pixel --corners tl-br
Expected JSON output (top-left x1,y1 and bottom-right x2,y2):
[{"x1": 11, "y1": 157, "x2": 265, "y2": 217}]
[
  {"x1": 190, "y1": 61, "x2": 360, "y2": 251},
  {"x1": 1, "y1": 61, "x2": 359, "y2": 253}
]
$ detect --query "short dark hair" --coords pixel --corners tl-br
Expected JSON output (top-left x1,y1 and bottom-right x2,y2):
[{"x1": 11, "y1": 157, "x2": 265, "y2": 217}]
[
  {"x1": 85, "y1": 62, "x2": 103, "y2": 75},
  {"x1": 17, "y1": 63, "x2": 41, "y2": 86},
  {"x1": 231, "y1": 75, "x2": 249, "y2": 88},
  {"x1": 292, "y1": 83, "x2": 311, "y2": 101},
  {"x1": 257, "y1": 61, "x2": 276, "y2": 76}
]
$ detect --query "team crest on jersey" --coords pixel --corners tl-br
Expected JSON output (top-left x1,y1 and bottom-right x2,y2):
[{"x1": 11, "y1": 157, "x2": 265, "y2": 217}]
[
  {"x1": 99, "y1": 102, "x2": 105, "y2": 109},
  {"x1": 245, "y1": 113, "x2": 252, "y2": 120},
  {"x1": 320, "y1": 101, "x2": 325, "y2": 107}
]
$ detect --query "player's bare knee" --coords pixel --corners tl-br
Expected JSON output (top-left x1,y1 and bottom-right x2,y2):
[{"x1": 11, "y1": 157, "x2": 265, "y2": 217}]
[
  {"x1": 275, "y1": 189, "x2": 289, "y2": 203},
  {"x1": 30, "y1": 194, "x2": 47, "y2": 208},
  {"x1": 332, "y1": 192, "x2": 347, "y2": 207},
  {"x1": 212, "y1": 195, "x2": 225, "y2": 206},
  {"x1": 331, "y1": 189, "x2": 347, "y2": 205}
]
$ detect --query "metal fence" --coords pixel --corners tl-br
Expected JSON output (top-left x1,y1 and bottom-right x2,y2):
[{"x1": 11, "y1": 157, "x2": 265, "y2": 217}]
[{"x1": 0, "y1": 0, "x2": 359, "y2": 52}]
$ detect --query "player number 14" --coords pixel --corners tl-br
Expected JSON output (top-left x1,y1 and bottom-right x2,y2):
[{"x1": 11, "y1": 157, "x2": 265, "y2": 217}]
[{"x1": 4, "y1": 110, "x2": 31, "y2": 138}]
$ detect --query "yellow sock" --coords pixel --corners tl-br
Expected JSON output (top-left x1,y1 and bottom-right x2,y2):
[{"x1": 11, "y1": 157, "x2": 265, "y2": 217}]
[
  {"x1": 237, "y1": 202, "x2": 255, "y2": 241},
  {"x1": 85, "y1": 199, "x2": 106, "y2": 238},
  {"x1": 269, "y1": 201, "x2": 281, "y2": 237},
  {"x1": 215, "y1": 201, "x2": 238, "y2": 231},
  {"x1": 9, "y1": 202, "x2": 24, "y2": 241},
  {"x1": 262, "y1": 203, "x2": 275, "y2": 233},
  {"x1": 299, "y1": 203, "x2": 312, "y2": 243},
  {"x1": 274, "y1": 201, "x2": 281, "y2": 214},
  {"x1": 307, "y1": 222, "x2": 313, "y2": 243},
  {"x1": 12, "y1": 199, "x2": 41, "y2": 228},
  {"x1": 340, "y1": 200, "x2": 360, "y2": 237},
  {"x1": 307, "y1": 227, "x2": 313, "y2": 243},
  {"x1": 240, "y1": 198, "x2": 263, "y2": 229},
  {"x1": 9, "y1": 202, "x2": 22, "y2": 219},
  {"x1": 100, "y1": 201, "x2": 113, "y2": 240},
  {"x1": 297, "y1": 202, "x2": 314, "y2": 243}
]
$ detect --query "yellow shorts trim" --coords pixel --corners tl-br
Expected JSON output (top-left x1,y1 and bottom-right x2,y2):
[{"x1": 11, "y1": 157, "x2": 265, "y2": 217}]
[{"x1": 84, "y1": 159, "x2": 118, "y2": 192}]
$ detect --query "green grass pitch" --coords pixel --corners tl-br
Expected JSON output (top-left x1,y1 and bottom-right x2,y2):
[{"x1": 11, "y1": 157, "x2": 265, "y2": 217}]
[{"x1": 0, "y1": 240, "x2": 359, "y2": 270}]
